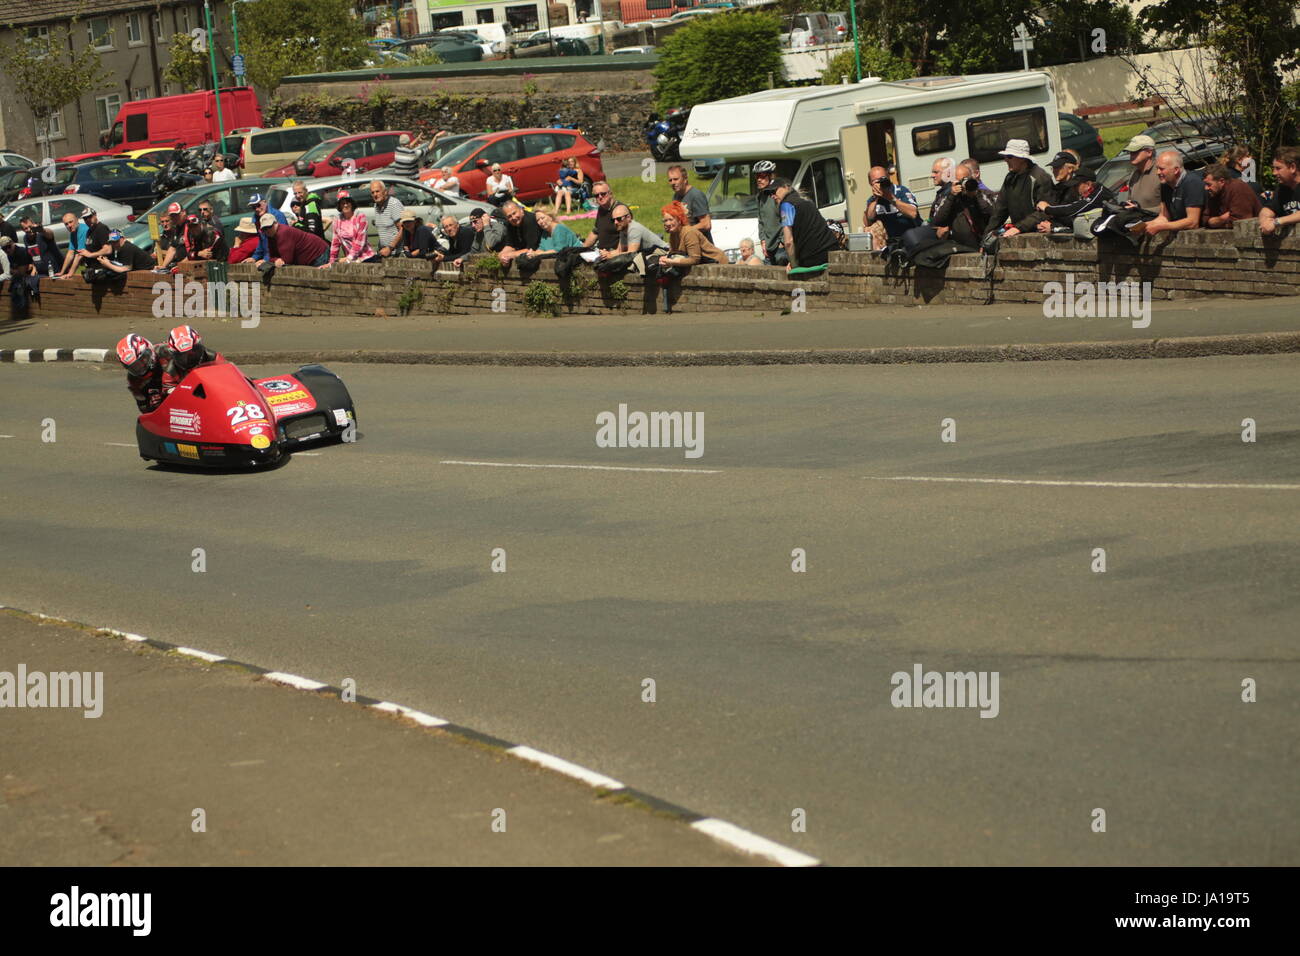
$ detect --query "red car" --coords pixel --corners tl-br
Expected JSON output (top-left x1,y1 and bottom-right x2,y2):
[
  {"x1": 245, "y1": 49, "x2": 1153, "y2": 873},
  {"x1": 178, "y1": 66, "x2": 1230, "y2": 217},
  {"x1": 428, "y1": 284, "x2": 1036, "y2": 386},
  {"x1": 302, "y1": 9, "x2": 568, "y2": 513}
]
[
  {"x1": 265, "y1": 130, "x2": 412, "y2": 178},
  {"x1": 56, "y1": 151, "x2": 119, "y2": 163},
  {"x1": 418, "y1": 128, "x2": 604, "y2": 203}
]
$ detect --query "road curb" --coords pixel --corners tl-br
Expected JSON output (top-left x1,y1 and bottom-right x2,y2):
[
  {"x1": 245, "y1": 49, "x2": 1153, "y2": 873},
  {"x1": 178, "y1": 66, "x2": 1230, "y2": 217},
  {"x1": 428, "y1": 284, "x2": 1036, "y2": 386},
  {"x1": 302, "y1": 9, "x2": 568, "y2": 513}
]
[
  {"x1": 0, "y1": 603, "x2": 821, "y2": 868},
  {"x1": 5, "y1": 332, "x2": 1300, "y2": 367}
]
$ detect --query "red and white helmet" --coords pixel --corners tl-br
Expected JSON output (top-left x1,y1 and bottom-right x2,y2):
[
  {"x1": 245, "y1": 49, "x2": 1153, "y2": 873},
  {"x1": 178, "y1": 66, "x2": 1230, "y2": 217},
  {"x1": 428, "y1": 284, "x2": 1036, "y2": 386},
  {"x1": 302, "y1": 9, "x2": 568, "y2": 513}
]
[
  {"x1": 167, "y1": 325, "x2": 205, "y2": 372},
  {"x1": 116, "y1": 334, "x2": 156, "y2": 377}
]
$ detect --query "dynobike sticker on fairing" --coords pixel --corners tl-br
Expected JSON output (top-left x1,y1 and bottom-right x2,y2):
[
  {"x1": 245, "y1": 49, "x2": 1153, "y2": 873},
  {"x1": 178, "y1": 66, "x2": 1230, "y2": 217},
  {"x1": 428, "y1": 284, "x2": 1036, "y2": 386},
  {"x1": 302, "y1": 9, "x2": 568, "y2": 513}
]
[{"x1": 168, "y1": 408, "x2": 202, "y2": 436}]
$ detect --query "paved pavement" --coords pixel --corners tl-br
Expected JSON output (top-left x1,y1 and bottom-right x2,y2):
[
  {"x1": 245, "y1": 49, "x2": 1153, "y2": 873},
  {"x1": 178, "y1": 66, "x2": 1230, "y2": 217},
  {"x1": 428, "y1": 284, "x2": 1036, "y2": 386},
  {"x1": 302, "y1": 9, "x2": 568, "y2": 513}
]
[
  {"x1": 3, "y1": 296, "x2": 1300, "y2": 362},
  {"x1": 2, "y1": 357, "x2": 1296, "y2": 865},
  {"x1": 0, "y1": 610, "x2": 760, "y2": 865}
]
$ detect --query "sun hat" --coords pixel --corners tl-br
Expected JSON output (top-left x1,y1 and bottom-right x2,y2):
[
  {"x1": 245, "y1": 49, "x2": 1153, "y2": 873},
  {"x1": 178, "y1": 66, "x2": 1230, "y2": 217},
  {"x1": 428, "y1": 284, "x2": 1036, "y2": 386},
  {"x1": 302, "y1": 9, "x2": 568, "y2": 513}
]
[{"x1": 998, "y1": 139, "x2": 1033, "y2": 160}]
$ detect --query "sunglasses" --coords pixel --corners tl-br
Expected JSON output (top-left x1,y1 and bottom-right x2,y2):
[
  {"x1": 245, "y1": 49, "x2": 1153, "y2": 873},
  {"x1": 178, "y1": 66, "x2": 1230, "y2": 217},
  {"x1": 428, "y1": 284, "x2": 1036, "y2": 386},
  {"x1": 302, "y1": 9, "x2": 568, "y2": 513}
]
[
  {"x1": 614, "y1": 213, "x2": 631, "y2": 221},
  {"x1": 593, "y1": 191, "x2": 610, "y2": 197}
]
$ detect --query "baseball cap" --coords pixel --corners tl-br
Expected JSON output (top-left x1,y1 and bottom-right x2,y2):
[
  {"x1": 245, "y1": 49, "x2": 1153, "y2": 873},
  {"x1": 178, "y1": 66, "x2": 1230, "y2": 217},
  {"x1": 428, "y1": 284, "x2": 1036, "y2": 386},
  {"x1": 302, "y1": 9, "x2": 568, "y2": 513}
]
[
  {"x1": 108, "y1": 229, "x2": 122, "y2": 241},
  {"x1": 770, "y1": 177, "x2": 792, "y2": 190},
  {"x1": 247, "y1": 193, "x2": 265, "y2": 207},
  {"x1": 81, "y1": 208, "x2": 96, "y2": 219},
  {"x1": 258, "y1": 212, "x2": 277, "y2": 228},
  {"x1": 1047, "y1": 151, "x2": 1077, "y2": 169},
  {"x1": 1125, "y1": 134, "x2": 1156, "y2": 153},
  {"x1": 166, "y1": 202, "x2": 183, "y2": 214},
  {"x1": 998, "y1": 139, "x2": 1033, "y2": 159}
]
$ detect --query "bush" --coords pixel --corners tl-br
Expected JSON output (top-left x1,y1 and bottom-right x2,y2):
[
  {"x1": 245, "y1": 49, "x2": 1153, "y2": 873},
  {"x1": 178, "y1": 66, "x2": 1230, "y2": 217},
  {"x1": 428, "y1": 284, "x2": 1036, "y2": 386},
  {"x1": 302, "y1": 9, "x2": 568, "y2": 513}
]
[
  {"x1": 653, "y1": 12, "x2": 784, "y2": 112},
  {"x1": 522, "y1": 281, "x2": 562, "y2": 317},
  {"x1": 820, "y1": 44, "x2": 915, "y2": 85}
]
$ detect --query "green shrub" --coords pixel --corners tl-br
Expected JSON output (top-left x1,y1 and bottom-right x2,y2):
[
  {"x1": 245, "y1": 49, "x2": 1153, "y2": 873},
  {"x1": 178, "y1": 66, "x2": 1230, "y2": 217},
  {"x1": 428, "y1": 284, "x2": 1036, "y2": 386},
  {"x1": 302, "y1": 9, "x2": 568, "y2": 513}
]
[
  {"x1": 522, "y1": 281, "x2": 562, "y2": 317},
  {"x1": 653, "y1": 12, "x2": 783, "y2": 112},
  {"x1": 820, "y1": 44, "x2": 915, "y2": 85}
]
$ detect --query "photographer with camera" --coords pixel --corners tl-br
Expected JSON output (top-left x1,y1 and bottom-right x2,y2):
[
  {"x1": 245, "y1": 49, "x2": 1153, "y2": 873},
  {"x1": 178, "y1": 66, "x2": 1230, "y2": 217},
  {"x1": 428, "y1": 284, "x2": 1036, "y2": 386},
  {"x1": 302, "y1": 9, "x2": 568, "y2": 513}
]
[
  {"x1": 863, "y1": 165, "x2": 920, "y2": 247},
  {"x1": 928, "y1": 164, "x2": 994, "y2": 249}
]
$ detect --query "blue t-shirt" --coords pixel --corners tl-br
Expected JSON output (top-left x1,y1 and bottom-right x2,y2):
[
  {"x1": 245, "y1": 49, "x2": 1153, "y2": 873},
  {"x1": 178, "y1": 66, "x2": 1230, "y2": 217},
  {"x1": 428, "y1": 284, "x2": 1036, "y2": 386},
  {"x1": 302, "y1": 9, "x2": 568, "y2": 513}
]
[
  {"x1": 539, "y1": 222, "x2": 580, "y2": 251},
  {"x1": 872, "y1": 184, "x2": 920, "y2": 238},
  {"x1": 779, "y1": 201, "x2": 798, "y2": 229},
  {"x1": 253, "y1": 207, "x2": 289, "y2": 260},
  {"x1": 69, "y1": 222, "x2": 88, "y2": 251}
]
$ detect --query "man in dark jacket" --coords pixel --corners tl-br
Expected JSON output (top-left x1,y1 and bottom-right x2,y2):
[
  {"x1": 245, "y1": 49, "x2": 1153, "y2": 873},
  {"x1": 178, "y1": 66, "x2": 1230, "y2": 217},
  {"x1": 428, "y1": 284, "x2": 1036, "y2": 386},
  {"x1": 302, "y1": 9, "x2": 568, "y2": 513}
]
[
  {"x1": 18, "y1": 215, "x2": 59, "y2": 276},
  {"x1": 983, "y1": 138, "x2": 1053, "y2": 239},
  {"x1": 772, "y1": 178, "x2": 840, "y2": 271},
  {"x1": 929, "y1": 164, "x2": 995, "y2": 249},
  {"x1": 497, "y1": 201, "x2": 543, "y2": 277}
]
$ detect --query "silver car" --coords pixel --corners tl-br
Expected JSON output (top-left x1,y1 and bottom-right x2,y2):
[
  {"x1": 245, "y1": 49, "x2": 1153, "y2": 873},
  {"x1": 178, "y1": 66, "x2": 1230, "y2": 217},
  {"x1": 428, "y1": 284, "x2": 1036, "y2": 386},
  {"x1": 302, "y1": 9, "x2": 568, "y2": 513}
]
[
  {"x1": 274, "y1": 175, "x2": 483, "y2": 246},
  {"x1": 1, "y1": 193, "x2": 135, "y2": 251}
]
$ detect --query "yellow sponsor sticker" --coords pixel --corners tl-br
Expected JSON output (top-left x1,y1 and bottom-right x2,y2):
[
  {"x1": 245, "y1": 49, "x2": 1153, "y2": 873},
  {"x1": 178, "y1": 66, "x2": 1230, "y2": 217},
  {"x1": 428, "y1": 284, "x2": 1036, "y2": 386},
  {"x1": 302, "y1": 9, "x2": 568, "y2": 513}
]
[
  {"x1": 266, "y1": 389, "x2": 310, "y2": 405},
  {"x1": 178, "y1": 444, "x2": 199, "y2": 460},
  {"x1": 250, "y1": 435, "x2": 271, "y2": 449}
]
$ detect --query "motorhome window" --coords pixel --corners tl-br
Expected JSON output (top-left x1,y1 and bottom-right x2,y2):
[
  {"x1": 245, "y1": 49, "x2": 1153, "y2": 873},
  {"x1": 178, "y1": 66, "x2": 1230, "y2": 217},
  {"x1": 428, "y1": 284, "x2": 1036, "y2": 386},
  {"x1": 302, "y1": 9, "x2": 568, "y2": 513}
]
[
  {"x1": 430, "y1": 13, "x2": 464, "y2": 30},
  {"x1": 807, "y1": 157, "x2": 845, "y2": 208},
  {"x1": 126, "y1": 114, "x2": 148, "y2": 142},
  {"x1": 966, "y1": 108, "x2": 1048, "y2": 163},
  {"x1": 476, "y1": 9, "x2": 495, "y2": 23},
  {"x1": 505, "y1": 5, "x2": 539, "y2": 31},
  {"x1": 912, "y1": 123, "x2": 954, "y2": 156}
]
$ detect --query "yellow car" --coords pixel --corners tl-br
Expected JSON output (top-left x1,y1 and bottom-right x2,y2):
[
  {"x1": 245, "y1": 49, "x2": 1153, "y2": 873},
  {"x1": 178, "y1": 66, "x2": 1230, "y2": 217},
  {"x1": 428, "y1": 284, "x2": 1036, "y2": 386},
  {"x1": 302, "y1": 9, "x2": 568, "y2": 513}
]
[{"x1": 116, "y1": 147, "x2": 175, "y2": 167}]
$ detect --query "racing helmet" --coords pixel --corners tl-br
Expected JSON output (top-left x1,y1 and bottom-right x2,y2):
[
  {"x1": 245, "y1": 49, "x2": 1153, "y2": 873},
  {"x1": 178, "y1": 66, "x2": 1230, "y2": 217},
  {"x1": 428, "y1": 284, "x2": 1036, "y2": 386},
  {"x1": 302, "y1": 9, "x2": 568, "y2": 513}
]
[
  {"x1": 116, "y1": 334, "x2": 156, "y2": 377},
  {"x1": 167, "y1": 325, "x2": 205, "y2": 373},
  {"x1": 753, "y1": 160, "x2": 777, "y2": 174}
]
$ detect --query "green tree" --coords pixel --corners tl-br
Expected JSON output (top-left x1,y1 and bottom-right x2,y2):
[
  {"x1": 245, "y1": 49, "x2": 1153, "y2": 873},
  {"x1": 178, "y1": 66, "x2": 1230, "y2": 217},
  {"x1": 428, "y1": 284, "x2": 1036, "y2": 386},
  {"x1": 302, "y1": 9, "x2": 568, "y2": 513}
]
[
  {"x1": 163, "y1": 32, "x2": 208, "y2": 90},
  {"x1": 821, "y1": 42, "x2": 915, "y2": 85},
  {"x1": 0, "y1": 24, "x2": 111, "y2": 159},
  {"x1": 653, "y1": 11, "x2": 784, "y2": 111},
  {"x1": 1134, "y1": 0, "x2": 1300, "y2": 156},
  {"x1": 239, "y1": 0, "x2": 370, "y2": 94}
]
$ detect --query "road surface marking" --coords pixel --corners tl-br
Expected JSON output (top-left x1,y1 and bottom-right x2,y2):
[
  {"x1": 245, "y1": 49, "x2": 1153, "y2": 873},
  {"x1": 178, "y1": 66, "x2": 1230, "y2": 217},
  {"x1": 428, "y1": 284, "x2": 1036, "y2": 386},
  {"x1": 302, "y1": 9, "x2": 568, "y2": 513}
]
[
  {"x1": 441, "y1": 459, "x2": 721, "y2": 475},
  {"x1": 370, "y1": 701, "x2": 449, "y2": 727},
  {"x1": 104, "y1": 442, "x2": 136, "y2": 447},
  {"x1": 263, "y1": 672, "x2": 329, "y2": 691},
  {"x1": 176, "y1": 647, "x2": 227, "y2": 663},
  {"x1": 691, "y1": 819, "x2": 821, "y2": 867},
  {"x1": 863, "y1": 475, "x2": 1300, "y2": 491},
  {"x1": 508, "y1": 746, "x2": 627, "y2": 791}
]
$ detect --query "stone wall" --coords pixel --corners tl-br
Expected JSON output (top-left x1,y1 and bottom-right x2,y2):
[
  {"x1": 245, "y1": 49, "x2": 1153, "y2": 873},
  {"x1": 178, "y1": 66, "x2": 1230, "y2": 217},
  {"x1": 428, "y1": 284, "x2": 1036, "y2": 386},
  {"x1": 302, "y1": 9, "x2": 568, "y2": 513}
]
[{"x1": 14, "y1": 222, "x2": 1298, "y2": 323}]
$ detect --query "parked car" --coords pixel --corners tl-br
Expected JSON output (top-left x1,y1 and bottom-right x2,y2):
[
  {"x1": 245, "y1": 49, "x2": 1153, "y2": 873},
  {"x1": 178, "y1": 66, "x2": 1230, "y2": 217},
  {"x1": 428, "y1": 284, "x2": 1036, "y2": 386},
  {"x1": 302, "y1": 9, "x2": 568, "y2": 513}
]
[
  {"x1": 0, "y1": 166, "x2": 37, "y2": 205},
  {"x1": 437, "y1": 22, "x2": 513, "y2": 53},
  {"x1": 826, "y1": 12, "x2": 850, "y2": 42},
  {"x1": 1141, "y1": 114, "x2": 1240, "y2": 145},
  {"x1": 611, "y1": 45, "x2": 655, "y2": 55},
  {"x1": 116, "y1": 147, "x2": 178, "y2": 167},
  {"x1": 416, "y1": 128, "x2": 604, "y2": 203},
  {"x1": 0, "y1": 163, "x2": 76, "y2": 204},
  {"x1": 1, "y1": 193, "x2": 134, "y2": 248},
  {"x1": 425, "y1": 133, "x2": 489, "y2": 170},
  {"x1": 1094, "y1": 138, "x2": 1228, "y2": 195},
  {"x1": 0, "y1": 151, "x2": 34, "y2": 169},
  {"x1": 392, "y1": 34, "x2": 484, "y2": 62},
  {"x1": 54, "y1": 158, "x2": 163, "y2": 212},
  {"x1": 1058, "y1": 113, "x2": 1105, "y2": 175},
  {"x1": 515, "y1": 33, "x2": 592, "y2": 56},
  {"x1": 782, "y1": 12, "x2": 836, "y2": 48},
  {"x1": 115, "y1": 177, "x2": 291, "y2": 253},
  {"x1": 264, "y1": 131, "x2": 412, "y2": 178},
  {"x1": 436, "y1": 28, "x2": 506, "y2": 57},
  {"x1": 233, "y1": 125, "x2": 348, "y2": 176},
  {"x1": 272, "y1": 174, "x2": 483, "y2": 248},
  {"x1": 55, "y1": 151, "x2": 118, "y2": 163}
]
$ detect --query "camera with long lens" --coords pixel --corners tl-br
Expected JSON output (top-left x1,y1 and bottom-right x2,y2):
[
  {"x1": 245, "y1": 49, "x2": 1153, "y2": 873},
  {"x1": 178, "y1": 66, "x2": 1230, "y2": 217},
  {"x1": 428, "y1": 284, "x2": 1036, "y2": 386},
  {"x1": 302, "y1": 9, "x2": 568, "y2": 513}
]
[{"x1": 961, "y1": 177, "x2": 979, "y2": 193}]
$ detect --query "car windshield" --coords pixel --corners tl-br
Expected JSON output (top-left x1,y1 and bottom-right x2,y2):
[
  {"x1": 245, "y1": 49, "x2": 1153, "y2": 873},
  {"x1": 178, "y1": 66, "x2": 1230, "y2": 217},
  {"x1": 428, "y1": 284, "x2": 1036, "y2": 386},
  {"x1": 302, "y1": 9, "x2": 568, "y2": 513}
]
[
  {"x1": 703, "y1": 160, "x2": 800, "y2": 218},
  {"x1": 136, "y1": 188, "x2": 203, "y2": 221},
  {"x1": 54, "y1": 167, "x2": 78, "y2": 185},
  {"x1": 298, "y1": 139, "x2": 340, "y2": 164},
  {"x1": 436, "y1": 136, "x2": 491, "y2": 169},
  {"x1": 1096, "y1": 160, "x2": 1131, "y2": 192}
]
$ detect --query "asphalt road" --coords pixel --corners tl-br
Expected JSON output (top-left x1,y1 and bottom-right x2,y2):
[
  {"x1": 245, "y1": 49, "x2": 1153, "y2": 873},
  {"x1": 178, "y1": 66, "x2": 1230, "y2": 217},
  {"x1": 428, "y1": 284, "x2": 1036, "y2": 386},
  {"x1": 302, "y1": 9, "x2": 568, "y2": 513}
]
[{"x1": 2, "y1": 357, "x2": 1297, "y2": 865}]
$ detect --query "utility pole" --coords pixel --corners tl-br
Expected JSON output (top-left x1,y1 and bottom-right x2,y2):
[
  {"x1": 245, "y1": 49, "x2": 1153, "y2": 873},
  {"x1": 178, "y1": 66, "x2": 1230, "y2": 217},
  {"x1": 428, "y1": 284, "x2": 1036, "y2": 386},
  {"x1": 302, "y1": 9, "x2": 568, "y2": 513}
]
[{"x1": 204, "y1": 0, "x2": 225, "y2": 138}]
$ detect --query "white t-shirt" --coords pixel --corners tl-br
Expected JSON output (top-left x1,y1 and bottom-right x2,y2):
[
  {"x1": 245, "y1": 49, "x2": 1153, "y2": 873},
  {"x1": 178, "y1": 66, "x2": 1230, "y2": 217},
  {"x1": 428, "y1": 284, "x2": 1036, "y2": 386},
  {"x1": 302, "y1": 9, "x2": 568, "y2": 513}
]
[
  {"x1": 211, "y1": 168, "x2": 237, "y2": 183},
  {"x1": 433, "y1": 176, "x2": 460, "y2": 194},
  {"x1": 487, "y1": 174, "x2": 514, "y2": 196}
]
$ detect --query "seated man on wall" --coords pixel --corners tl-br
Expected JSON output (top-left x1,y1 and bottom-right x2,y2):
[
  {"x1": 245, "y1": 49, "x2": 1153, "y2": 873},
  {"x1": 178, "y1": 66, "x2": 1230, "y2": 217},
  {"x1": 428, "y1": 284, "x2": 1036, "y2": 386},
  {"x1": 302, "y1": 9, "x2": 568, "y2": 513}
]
[
  {"x1": 1201, "y1": 164, "x2": 1262, "y2": 229},
  {"x1": 1259, "y1": 146, "x2": 1300, "y2": 237}
]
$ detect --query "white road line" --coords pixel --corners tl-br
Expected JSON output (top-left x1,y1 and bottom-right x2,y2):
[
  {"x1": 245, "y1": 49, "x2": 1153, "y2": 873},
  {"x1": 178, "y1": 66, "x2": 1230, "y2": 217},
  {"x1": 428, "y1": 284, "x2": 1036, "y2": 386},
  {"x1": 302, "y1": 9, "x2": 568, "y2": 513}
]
[
  {"x1": 507, "y1": 746, "x2": 627, "y2": 791},
  {"x1": 73, "y1": 348, "x2": 109, "y2": 362},
  {"x1": 263, "y1": 672, "x2": 329, "y2": 691},
  {"x1": 0, "y1": 435, "x2": 13, "y2": 439},
  {"x1": 862, "y1": 475, "x2": 1300, "y2": 491},
  {"x1": 104, "y1": 442, "x2": 136, "y2": 447},
  {"x1": 691, "y1": 819, "x2": 821, "y2": 867},
  {"x1": 369, "y1": 701, "x2": 449, "y2": 727},
  {"x1": 175, "y1": 646, "x2": 227, "y2": 663},
  {"x1": 43, "y1": 349, "x2": 61, "y2": 362},
  {"x1": 295, "y1": 452, "x2": 321, "y2": 456},
  {"x1": 441, "y1": 460, "x2": 721, "y2": 475}
]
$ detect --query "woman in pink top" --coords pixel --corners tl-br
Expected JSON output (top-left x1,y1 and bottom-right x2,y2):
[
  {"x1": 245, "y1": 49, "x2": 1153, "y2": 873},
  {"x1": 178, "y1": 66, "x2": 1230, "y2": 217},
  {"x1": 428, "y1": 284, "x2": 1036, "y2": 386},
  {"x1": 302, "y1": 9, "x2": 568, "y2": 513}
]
[{"x1": 326, "y1": 191, "x2": 376, "y2": 266}]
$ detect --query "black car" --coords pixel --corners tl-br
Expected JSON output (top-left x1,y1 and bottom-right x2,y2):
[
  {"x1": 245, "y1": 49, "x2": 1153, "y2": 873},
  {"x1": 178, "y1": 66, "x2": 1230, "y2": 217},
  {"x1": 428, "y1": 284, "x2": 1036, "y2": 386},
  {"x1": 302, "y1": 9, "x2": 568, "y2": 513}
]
[
  {"x1": 55, "y1": 158, "x2": 163, "y2": 212},
  {"x1": 1094, "y1": 138, "x2": 1228, "y2": 196},
  {"x1": 392, "y1": 34, "x2": 483, "y2": 62},
  {"x1": 1059, "y1": 112, "x2": 1105, "y2": 175}
]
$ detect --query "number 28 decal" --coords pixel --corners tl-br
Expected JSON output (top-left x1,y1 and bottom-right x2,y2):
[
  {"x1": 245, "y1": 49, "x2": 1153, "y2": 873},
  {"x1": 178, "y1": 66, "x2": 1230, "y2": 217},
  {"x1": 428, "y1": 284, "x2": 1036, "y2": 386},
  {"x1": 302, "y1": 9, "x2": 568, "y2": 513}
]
[{"x1": 227, "y1": 404, "x2": 267, "y2": 425}]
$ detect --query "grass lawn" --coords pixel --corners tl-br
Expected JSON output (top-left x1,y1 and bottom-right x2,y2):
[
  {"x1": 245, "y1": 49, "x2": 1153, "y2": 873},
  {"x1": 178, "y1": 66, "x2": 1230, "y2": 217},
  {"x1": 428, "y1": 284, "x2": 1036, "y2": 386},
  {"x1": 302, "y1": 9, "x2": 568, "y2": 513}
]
[{"x1": 1100, "y1": 122, "x2": 1147, "y2": 159}]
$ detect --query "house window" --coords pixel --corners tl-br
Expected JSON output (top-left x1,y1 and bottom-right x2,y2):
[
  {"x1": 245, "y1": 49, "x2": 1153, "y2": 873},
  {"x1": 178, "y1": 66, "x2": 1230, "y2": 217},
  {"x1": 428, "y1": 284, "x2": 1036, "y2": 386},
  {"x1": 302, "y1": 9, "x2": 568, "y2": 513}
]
[
  {"x1": 152, "y1": 12, "x2": 163, "y2": 41},
  {"x1": 132, "y1": 87, "x2": 151, "y2": 101},
  {"x1": 88, "y1": 16, "x2": 114, "y2": 50},
  {"x1": 26, "y1": 25, "x2": 49, "y2": 42},
  {"x1": 37, "y1": 110, "x2": 64, "y2": 141},
  {"x1": 96, "y1": 94, "x2": 123, "y2": 133},
  {"x1": 179, "y1": 8, "x2": 193, "y2": 34},
  {"x1": 127, "y1": 13, "x2": 144, "y2": 45}
]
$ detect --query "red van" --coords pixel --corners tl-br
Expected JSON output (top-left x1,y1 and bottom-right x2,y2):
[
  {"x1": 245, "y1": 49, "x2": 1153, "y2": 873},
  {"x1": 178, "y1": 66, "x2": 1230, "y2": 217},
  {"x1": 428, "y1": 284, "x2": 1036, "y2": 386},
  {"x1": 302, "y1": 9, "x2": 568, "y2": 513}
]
[{"x1": 101, "y1": 88, "x2": 263, "y2": 152}]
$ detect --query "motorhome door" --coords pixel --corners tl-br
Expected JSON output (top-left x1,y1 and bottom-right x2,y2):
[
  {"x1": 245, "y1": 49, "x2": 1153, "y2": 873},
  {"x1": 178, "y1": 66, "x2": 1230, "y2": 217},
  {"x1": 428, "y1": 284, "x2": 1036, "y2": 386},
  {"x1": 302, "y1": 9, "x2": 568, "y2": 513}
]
[{"x1": 839, "y1": 119, "x2": 896, "y2": 228}]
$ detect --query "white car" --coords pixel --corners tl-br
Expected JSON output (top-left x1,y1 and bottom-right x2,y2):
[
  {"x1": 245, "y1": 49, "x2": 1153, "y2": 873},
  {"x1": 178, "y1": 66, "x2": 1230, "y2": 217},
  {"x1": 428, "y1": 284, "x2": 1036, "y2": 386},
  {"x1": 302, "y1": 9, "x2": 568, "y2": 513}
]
[
  {"x1": 612, "y1": 45, "x2": 655, "y2": 55},
  {"x1": 1, "y1": 193, "x2": 135, "y2": 251},
  {"x1": 782, "y1": 12, "x2": 837, "y2": 48},
  {"x1": 0, "y1": 151, "x2": 35, "y2": 169}
]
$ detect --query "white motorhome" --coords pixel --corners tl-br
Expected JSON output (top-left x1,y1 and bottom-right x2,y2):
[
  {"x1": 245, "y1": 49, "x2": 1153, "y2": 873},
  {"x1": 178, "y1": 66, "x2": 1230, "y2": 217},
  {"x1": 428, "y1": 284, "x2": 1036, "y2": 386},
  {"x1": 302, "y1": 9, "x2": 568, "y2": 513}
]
[{"x1": 679, "y1": 71, "x2": 1062, "y2": 253}]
